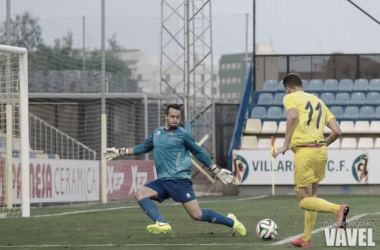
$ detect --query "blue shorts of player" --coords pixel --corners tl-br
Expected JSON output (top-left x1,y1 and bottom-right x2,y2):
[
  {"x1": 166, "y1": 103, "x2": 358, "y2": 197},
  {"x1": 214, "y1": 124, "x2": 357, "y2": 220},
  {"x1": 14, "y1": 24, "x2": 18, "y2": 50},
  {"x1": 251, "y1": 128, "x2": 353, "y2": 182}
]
[{"x1": 145, "y1": 178, "x2": 196, "y2": 203}]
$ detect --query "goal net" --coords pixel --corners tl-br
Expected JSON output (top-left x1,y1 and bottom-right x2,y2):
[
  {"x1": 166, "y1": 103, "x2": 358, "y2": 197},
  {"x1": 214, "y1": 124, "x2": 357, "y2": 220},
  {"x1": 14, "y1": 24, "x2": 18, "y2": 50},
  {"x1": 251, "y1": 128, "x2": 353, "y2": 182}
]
[{"x1": 0, "y1": 45, "x2": 30, "y2": 218}]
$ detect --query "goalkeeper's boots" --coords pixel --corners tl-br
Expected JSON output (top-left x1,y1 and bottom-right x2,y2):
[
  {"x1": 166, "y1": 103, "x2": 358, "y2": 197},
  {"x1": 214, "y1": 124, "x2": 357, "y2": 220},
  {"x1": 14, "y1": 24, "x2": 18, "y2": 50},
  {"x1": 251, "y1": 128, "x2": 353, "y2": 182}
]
[
  {"x1": 337, "y1": 204, "x2": 349, "y2": 229},
  {"x1": 227, "y1": 213, "x2": 246, "y2": 236},
  {"x1": 290, "y1": 237, "x2": 311, "y2": 248},
  {"x1": 147, "y1": 221, "x2": 172, "y2": 234}
]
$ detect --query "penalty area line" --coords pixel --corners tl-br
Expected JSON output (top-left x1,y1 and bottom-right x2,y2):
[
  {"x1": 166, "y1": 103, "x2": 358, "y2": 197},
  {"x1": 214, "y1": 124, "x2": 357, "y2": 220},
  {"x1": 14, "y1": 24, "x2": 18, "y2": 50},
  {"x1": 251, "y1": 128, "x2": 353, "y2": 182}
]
[
  {"x1": 0, "y1": 243, "x2": 266, "y2": 248},
  {"x1": 33, "y1": 195, "x2": 268, "y2": 218},
  {"x1": 272, "y1": 211, "x2": 380, "y2": 245}
]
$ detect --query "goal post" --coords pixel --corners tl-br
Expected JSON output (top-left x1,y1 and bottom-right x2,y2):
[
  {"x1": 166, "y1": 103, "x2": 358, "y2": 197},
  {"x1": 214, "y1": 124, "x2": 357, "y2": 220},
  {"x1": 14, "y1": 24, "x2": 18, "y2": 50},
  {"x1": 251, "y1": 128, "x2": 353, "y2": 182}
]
[{"x1": 0, "y1": 44, "x2": 30, "y2": 217}]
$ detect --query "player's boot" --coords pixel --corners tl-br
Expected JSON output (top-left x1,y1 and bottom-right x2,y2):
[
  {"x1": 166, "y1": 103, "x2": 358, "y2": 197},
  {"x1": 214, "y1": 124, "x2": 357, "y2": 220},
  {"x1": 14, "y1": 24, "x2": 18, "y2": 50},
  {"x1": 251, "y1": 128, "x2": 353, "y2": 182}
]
[
  {"x1": 337, "y1": 204, "x2": 349, "y2": 229},
  {"x1": 290, "y1": 237, "x2": 312, "y2": 248},
  {"x1": 227, "y1": 213, "x2": 246, "y2": 236},
  {"x1": 147, "y1": 221, "x2": 172, "y2": 234}
]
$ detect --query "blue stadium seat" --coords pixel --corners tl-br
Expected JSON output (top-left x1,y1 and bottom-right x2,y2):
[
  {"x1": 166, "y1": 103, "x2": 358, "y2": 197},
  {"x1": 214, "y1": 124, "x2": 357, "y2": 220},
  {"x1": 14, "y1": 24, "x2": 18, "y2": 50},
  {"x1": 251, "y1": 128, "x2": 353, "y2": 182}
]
[
  {"x1": 320, "y1": 92, "x2": 335, "y2": 105},
  {"x1": 277, "y1": 80, "x2": 285, "y2": 92},
  {"x1": 263, "y1": 80, "x2": 278, "y2": 91},
  {"x1": 273, "y1": 93, "x2": 285, "y2": 105},
  {"x1": 266, "y1": 106, "x2": 282, "y2": 119},
  {"x1": 344, "y1": 106, "x2": 359, "y2": 119},
  {"x1": 359, "y1": 106, "x2": 375, "y2": 119},
  {"x1": 282, "y1": 108, "x2": 287, "y2": 119},
  {"x1": 339, "y1": 79, "x2": 354, "y2": 91},
  {"x1": 330, "y1": 106, "x2": 344, "y2": 119},
  {"x1": 309, "y1": 92, "x2": 319, "y2": 98},
  {"x1": 354, "y1": 79, "x2": 369, "y2": 91},
  {"x1": 258, "y1": 93, "x2": 273, "y2": 105},
  {"x1": 366, "y1": 92, "x2": 380, "y2": 105},
  {"x1": 369, "y1": 79, "x2": 380, "y2": 91},
  {"x1": 302, "y1": 80, "x2": 309, "y2": 91},
  {"x1": 335, "y1": 92, "x2": 350, "y2": 105},
  {"x1": 323, "y1": 79, "x2": 338, "y2": 91},
  {"x1": 251, "y1": 107, "x2": 266, "y2": 119},
  {"x1": 350, "y1": 92, "x2": 366, "y2": 105},
  {"x1": 308, "y1": 79, "x2": 323, "y2": 91},
  {"x1": 376, "y1": 106, "x2": 380, "y2": 119}
]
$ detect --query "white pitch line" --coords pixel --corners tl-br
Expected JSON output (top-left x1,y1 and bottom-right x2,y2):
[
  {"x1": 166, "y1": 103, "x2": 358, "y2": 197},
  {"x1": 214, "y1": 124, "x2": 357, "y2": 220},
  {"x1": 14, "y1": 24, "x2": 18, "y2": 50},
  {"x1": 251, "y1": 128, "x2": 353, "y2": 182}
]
[
  {"x1": 272, "y1": 211, "x2": 380, "y2": 245},
  {"x1": 0, "y1": 243, "x2": 263, "y2": 248},
  {"x1": 33, "y1": 195, "x2": 268, "y2": 218}
]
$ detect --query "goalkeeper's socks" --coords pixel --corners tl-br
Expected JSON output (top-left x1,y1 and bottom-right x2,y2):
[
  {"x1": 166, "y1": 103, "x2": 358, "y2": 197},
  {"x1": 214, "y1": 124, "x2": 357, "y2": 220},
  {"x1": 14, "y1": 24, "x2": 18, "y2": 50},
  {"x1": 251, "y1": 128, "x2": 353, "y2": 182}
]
[
  {"x1": 201, "y1": 208, "x2": 234, "y2": 227},
  {"x1": 138, "y1": 197, "x2": 167, "y2": 223}
]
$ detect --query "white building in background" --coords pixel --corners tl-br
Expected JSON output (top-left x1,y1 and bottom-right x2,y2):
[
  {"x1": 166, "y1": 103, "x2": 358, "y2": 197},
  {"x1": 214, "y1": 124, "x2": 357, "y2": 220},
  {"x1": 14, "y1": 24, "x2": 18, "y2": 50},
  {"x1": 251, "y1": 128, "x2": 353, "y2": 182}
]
[{"x1": 116, "y1": 50, "x2": 220, "y2": 97}]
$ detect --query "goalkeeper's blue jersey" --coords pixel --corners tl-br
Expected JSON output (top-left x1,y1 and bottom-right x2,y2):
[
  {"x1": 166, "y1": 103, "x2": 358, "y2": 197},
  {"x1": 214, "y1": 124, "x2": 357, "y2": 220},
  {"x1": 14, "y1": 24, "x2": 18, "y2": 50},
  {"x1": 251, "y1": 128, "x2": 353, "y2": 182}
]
[{"x1": 133, "y1": 126, "x2": 212, "y2": 179}]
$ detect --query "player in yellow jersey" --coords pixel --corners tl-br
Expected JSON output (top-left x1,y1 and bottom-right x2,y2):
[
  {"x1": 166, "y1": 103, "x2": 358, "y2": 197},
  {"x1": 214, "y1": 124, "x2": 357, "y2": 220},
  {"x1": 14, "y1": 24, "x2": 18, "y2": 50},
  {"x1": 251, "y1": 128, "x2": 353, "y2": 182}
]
[{"x1": 273, "y1": 73, "x2": 349, "y2": 248}]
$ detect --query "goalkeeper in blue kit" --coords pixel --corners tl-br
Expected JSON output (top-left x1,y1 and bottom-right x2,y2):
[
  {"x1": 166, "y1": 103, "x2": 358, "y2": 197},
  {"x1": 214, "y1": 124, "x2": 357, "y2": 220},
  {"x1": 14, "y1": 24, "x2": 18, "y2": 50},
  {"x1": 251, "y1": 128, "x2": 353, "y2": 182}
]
[{"x1": 104, "y1": 104, "x2": 246, "y2": 236}]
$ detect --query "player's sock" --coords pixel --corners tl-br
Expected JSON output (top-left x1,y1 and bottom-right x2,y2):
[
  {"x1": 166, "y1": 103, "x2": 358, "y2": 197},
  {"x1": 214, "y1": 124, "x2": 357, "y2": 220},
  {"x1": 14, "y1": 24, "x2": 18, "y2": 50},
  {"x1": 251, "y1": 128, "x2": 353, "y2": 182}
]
[
  {"x1": 299, "y1": 197, "x2": 341, "y2": 214},
  {"x1": 201, "y1": 208, "x2": 234, "y2": 227},
  {"x1": 138, "y1": 197, "x2": 167, "y2": 223},
  {"x1": 301, "y1": 210, "x2": 317, "y2": 242}
]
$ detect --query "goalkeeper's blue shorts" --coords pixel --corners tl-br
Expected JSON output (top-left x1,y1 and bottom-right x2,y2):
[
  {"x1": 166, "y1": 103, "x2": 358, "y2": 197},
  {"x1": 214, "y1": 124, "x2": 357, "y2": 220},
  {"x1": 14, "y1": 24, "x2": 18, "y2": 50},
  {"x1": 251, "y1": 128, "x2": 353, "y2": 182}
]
[{"x1": 145, "y1": 178, "x2": 196, "y2": 203}]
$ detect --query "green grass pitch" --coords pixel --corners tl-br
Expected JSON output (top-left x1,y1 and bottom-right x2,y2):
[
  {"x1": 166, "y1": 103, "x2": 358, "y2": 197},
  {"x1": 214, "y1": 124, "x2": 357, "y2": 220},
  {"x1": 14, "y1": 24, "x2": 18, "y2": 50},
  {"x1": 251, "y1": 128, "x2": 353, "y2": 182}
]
[{"x1": 0, "y1": 195, "x2": 379, "y2": 250}]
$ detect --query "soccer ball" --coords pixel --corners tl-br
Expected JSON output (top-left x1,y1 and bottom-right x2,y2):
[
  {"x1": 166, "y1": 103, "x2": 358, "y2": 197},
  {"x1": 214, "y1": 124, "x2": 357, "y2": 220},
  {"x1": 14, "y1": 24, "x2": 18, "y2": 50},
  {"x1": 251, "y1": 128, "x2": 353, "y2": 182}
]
[{"x1": 256, "y1": 219, "x2": 278, "y2": 239}]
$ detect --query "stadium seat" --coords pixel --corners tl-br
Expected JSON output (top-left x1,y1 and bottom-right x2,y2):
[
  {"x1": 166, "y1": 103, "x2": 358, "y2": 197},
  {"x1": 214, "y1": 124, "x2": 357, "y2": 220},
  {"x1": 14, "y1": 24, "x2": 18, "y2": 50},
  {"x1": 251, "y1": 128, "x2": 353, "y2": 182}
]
[
  {"x1": 359, "y1": 106, "x2": 375, "y2": 119},
  {"x1": 257, "y1": 138, "x2": 272, "y2": 149},
  {"x1": 251, "y1": 107, "x2": 266, "y2": 119},
  {"x1": 320, "y1": 92, "x2": 335, "y2": 105},
  {"x1": 354, "y1": 79, "x2": 369, "y2": 91},
  {"x1": 277, "y1": 80, "x2": 285, "y2": 92},
  {"x1": 323, "y1": 79, "x2": 338, "y2": 91},
  {"x1": 309, "y1": 92, "x2": 319, "y2": 98},
  {"x1": 357, "y1": 138, "x2": 374, "y2": 149},
  {"x1": 266, "y1": 106, "x2": 282, "y2": 119},
  {"x1": 241, "y1": 136, "x2": 258, "y2": 150},
  {"x1": 302, "y1": 80, "x2": 309, "y2": 90},
  {"x1": 273, "y1": 93, "x2": 285, "y2": 105},
  {"x1": 374, "y1": 138, "x2": 380, "y2": 149},
  {"x1": 354, "y1": 121, "x2": 370, "y2": 133},
  {"x1": 340, "y1": 137, "x2": 357, "y2": 149},
  {"x1": 335, "y1": 92, "x2": 350, "y2": 105},
  {"x1": 277, "y1": 121, "x2": 286, "y2": 133},
  {"x1": 275, "y1": 138, "x2": 285, "y2": 148},
  {"x1": 258, "y1": 93, "x2": 274, "y2": 105},
  {"x1": 344, "y1": 106, "x2": 359, "y2": 119},
  {"x1": 330, "y1": 106, "x2": 344, "y2": 119},
  {"x1": 366, "y1": 92, "x2": 380, "y2": 105},
  {"x1": 263, "y1": 80, "x2": 278, "y2": 91},
  {"x1": 323, "y1": 124, "x2": 332, "y2": 134},
  {"x1": 339, "y1": 79, "x2": 354, "y2": 91},
  {"x1": 375, "y1": 107, "x2": 380, "y2": 119},
  {"x1": 369, "y1": 79, "x2": 380, "y2": 91},
  {"x1": 282, "y1": 108, "x2": 287, "y2": 119},
  {"x1": 340, "y1": 121, "x2": 355, "y2": 133},
  {"x1": 261, "y1": 121, "x2": 278, "y2": 134},
  {"x1": 350, "y1": 92, "x2": 365, "y2": 105},
  {"x1": 308, "y1": 79, "x2": 323, "y2": 91},
  {"x1": 245, "y1": 119, "x2": 262, "y2": 134},
  {"x1": 329, "y1": 139, "x2": 340, "y2": 149},
  {"x1": 369, "y1": 121, "x2": 380, "y2": 133}
]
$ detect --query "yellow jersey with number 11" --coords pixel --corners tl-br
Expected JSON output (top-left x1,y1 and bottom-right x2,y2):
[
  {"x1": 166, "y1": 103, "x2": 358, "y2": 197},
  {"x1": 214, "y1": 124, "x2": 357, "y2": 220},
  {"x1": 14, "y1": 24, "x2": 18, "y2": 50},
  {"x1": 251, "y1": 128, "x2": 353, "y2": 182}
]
[{"x1": 283, "y1": 91, "x2": 335, "y2": 148}]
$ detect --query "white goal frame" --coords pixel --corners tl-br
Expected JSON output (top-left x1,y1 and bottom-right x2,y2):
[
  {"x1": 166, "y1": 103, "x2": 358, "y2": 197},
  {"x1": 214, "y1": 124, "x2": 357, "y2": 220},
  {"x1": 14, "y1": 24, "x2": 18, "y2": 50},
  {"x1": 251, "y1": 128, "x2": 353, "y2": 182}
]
[{"x1": 0, "y1": 44, "x2": 30, "y2": 217}]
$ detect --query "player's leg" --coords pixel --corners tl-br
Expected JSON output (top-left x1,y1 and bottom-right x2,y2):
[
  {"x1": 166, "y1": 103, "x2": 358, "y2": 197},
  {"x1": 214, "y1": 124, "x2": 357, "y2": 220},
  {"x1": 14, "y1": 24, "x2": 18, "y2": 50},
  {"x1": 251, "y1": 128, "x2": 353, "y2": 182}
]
[
  {"x1": 134, "y1": 186, "x2": 167, "y2": 223},
  {"x1": 182, "y1": 199, "x2": 246, "y2": 236},
  {"x1": 134, "y1": 180, "x2": 172, "y2": 234},
  {"x1": 295, "y1": 148, "x2": 349, "y2": 226}
]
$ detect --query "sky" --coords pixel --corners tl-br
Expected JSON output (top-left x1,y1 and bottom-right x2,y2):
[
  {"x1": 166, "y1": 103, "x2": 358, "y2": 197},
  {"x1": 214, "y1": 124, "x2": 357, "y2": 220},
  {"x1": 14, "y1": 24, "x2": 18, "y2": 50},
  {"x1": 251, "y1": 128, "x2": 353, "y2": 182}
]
[{"x1": 1, "y1": 0, "x2": 380, "y2": 58}]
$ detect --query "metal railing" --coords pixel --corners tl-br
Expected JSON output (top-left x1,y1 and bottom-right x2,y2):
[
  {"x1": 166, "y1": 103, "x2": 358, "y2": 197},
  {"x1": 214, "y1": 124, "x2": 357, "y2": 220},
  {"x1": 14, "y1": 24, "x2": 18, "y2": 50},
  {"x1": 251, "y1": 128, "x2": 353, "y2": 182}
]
[{"x1": 29, "y1": 113, "x2": 96, "y2": 160}]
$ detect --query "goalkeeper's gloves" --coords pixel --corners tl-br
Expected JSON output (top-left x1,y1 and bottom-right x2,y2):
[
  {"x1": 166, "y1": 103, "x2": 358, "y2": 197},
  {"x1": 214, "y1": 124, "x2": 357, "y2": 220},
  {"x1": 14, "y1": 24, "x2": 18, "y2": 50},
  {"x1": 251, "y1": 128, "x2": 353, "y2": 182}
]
[
  {"x1": 210, "y1": 165, "x2": 233, "y2": 185},
  {"x1": 103, "y1": 147, "x2": 128, "y2": 161}
]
